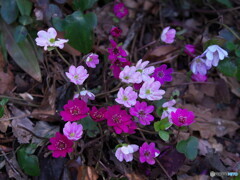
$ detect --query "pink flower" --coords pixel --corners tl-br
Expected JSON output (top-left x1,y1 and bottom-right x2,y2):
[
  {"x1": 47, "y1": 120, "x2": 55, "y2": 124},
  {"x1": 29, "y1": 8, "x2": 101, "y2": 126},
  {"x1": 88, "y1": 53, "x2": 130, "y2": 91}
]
[
  {"x1": 48, "y1": 132, "x2": 73, "y2": 158},
  {"x1": 74, "y1": 90, "x2": 95, "y2": 103},
  {"x1": 139, "y1": 77, "x2": 165, "y2": 101},
  {"x1": 126, "y1": 121, "x2": 137, "y2": 134},
  {"x1": 113, "y1": 3, "x2": 128, "y2": 19},
  {"x1": 86, "y1": 53, "x2": 99, "y2": 68},
  {"x1": 115, "y1": 144, "x2": 139, "y2": 162},
  {"x1": 130, "y1": 101, "x2": 154, "y2": 125},
  {"x1": 90, "y1": 106, "x2": 106, "y2": 122},
  {"x1": 110, "y1": 27, "x2": 122, "y2": 37},
  {"x1": 152, "y1": 64, "x2": 173, "y2": 85},
  {"x1": 115, "y1": 87, "x2": 138, "y2": 107},
  {"x1": 184, "y1": 44, "x2": 196, "y2": 57},
  {"x1": 60, "y1": 98, "x2": 89, "y2": 122},
  {"x1": 139, "y1": 142, "x2": 160, "y2": 165},
  {"x1": 66, "y1": 65, "x2": 89, "y2": 85},
  {"x1": 161, "y1": 99, "x2": 177, "y2": 123},
  {"x1": 110, "y1": 59, "x2": 131, "y2": 78},
  {"x1": 63, "y1": 122, "x2": 83, "y2": 141},
  {"x1": 161, "y1": 26, "x2": 176, "y2": 44},
  {"x1": 108, "y1": 40, "x2": 127, "y2": 62},
  {"x1": 190, "y1": 56, "x2": 210, "y2": 75},
  {"x1": 119, "y1": 66, "x2": 142, "y2": 84},
  {"x1": 105, "y1": 105, "x2": 133, "y2": 134},
  {"x1": 171, "y1": 108, "x2": 195, "y2": 126},
  {"x1": 135, "y1": 59, "x2": 155, "y2": 82},
  {"x1": 35, "y1": 27, "x2": 68, "y2": 51},
  {"x1": 191, "y1": 73, "x2": 207, "y2": 82}
]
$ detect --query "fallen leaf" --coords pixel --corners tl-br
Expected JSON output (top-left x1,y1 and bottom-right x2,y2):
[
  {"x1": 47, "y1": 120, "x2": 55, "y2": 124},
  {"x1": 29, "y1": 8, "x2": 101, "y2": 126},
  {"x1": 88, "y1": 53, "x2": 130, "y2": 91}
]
[
  {"x1": 5, "y1": 156, "x2": 27, "y2": 180},
  {"x1": 77, "y1": 166, "x2": 99, "y2": 180},
  {"x1": 198, "y1": 139, "x2": 212, "y2": 156},
  {"x1": 125, "y1": 172, "x2": 146, "y2": 180},
  {"x1": 199, "y1": 78, "x2": 216, "y2": 97},
  {"x1": 219, "y1": 74, "x2": 240, "y2": 98},
  {"x1": 184, "y1": 84, "x2": 204, "y2": 103},
  {"x1": 0, "y1": 106, "x2": 11, "y2": 133}
]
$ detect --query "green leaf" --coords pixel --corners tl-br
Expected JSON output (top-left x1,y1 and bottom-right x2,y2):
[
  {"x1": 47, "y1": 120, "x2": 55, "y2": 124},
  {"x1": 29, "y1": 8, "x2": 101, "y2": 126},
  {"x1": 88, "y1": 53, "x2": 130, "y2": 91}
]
[
  {"x1": 73, "y1": 0, "x2": 98, "y2": 11},
  {"x1": 158, "y1": 130, "x2": 169, "y2": 141},
  {"x1": 79, "y1": 116, "x2": 99, "y2": 137},
  {"x1": 17, "y1": 144, "x2": 40, "y2": 176},
  {"x1": 203, "y1": 37, "x2": 225, "y2": 51},
  {"x1": 215, "y1": 0, "x2": 232, "y2": 8},
  {"x1": 64, "y1": 11, "x2": 96, "y2": 54},
  {"x1": 45, "y1": 4, "x2": 62, "y2": 21},
  {"x1": 0, "y1": 108, "x2": 4, "y2": 118},
  {"x1": 16, "y1": 0, "x2": 33, "y2": 16},
  {"x1": 84, "y1": 12, "x2": 97, "y2": 28},
  {"x1": 225, "y1": 41, "x2": 236, "y2": 51},
  {"x1": 0, "y1": 20, "x2": 42, "y2": 82},
  {"x1": 235, "y1": 49, "x2": 240, "y2": 57},
  {"x1": 0, "y1": 0, "x2": 19, "y2": 24},
  {"x1": 14, "y1": 25, "x2": 28, "y2": 43},
  {"x1": 154, "y1": 118, "x2": 172, "y2": 131},
  {"x1": 19, "y1": 15, "x2": 33, "y2": 25},
  {"x1": 52, "y1": 17, "x2": 65, "y2": 32},
  {"x1": 217, "y1": 59, "x2": 237, "y2": 77},
  {"x1": 176, "y1": 136, "x2": 198, "y2": 160},
  {"x1": 0, "y1": 98, "x2": 9, "y2": 106}
]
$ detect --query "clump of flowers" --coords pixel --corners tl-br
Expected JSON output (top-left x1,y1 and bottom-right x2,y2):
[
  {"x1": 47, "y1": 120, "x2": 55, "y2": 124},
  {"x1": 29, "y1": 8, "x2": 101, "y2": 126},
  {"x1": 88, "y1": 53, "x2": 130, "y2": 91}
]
[
  {"x1": 190, "y1": 55, "x2": 210, "y2": 75},
  {"x1": 135, "y1": 59, "x2": 155, "y2": 82},
  {"x1": 63, "y1": 122, "x2": 83, "y2": 141},
  {"x1": 115, "y1": 144, "x2": 139, "y2": 162},
  {"x1": 130, "y1": 101, "x2": 154, "y2": 125},
  {"x1": 171, "y1": 108, "x2": 195, "y2": 126},
  {"x1": 86, "y1": 53, "x2": 99, "y2": 68},
  {"x1": 152, "y1": 64, "x2": 173, "y2": 85},
  {"x1": 60, "y1": 98, "x2": 89, "y2": 122},
  {"x1": 90, "y1": 107, "x2": 106, "y2": 122},
  {"x1": 115, "y1": 87, "x2": 138, "y2": 108},
  {"x1": 110, "y1": 27, "x2": 122, "y2": 37},
  {"x1": 35, "y1": 27, "x2": 68, "y2": 51},
  {"x1": 119, "y1": 66, "x2": 142, "y2": 84},
  {"x1": 161, "y1": 26, "x2": 176, "y2": 44},
  {"x1": 161, "y1": 99, "x2": 177, "y2": 123},
  {"x1": 66, "y1": 65, "x2": 89, "y2": 85},
  {"x1": 110, "y1": 59, "x2": 131, "y2": 78},
  {"x1": 48, "y1": 132, "x2": 73, "y2": 158},
  {"x1": 113, "y1": 2, "x2": 128, "y2": 19},
  {"x1": 139, "y1": 142, "x2": 160, "y2": 165}
]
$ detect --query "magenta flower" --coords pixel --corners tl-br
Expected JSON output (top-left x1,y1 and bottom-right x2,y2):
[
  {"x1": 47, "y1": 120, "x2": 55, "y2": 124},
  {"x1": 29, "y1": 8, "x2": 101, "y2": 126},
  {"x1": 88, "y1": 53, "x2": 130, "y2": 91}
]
[
  {"x1": 48, "y1": 132, "x2": 73, "y2": 158},
  {"x1": 190, "y1": 56, "x2": 210, "y2": 75},
  {"x1": 152, "y1": 64, "x2": 173, "y2": 85},
  {"x1": 119, "y1": 66, "x2": 142, "y2": 84},
  {"x1": 161, "y1": 26, "x2": 176, "y2": 44},
  {"x1": 90, "y1": 106, "x2": 106, "y2": 122},
  {"x1": 133, "y1": 83, "x2": 143, "y2": 90},
  {"x1": 35, "y1": 27, "x2": 68, "y2": 51},
  {"x1": 60, "y1": 98, "x2": 89, "y2": 122},
  {"x1": 184, "y1": 44, "x2": 196, "y2": 57},
  {"x1": 66, "y1": 65, "x2": 89, "y2": 85},
  {"x1": 115, "y1": 144, "x2": 139, "y2": 162},
  {"x1": 105, "y1": 105, "x2": 133, "y2": 134},
  {"x1": 110, "y1": 27, "x2": 122, "y2": 37},
  {"x1": 110, "y1": 59, "x2": 131, "y2": 78},
  {"x1": 113, "y1": 3, "x2": 128, "y2": 19},
  {"x1": 126, "y1": 121, "x2": 137, "y2": 134},
  {"x1": 139, "y1": 142, "x2": 160, "y2": 165},
  {"x1": 63, "y1": 122, "x2": 83, "y2": 141},
  {"x1": 115, "y1": 87, "x2": 138, "y2": 108},
  {"x1": 171, "y1": 108, "x2": 195, "y2": 127},
  {"x1": 108, "y1": 40, "x2": 127, "y2": 62},
  {"x1": 135, "y1": 59, "x2": 155, "y2": 82},
  {"x1": 130, "y1": 101, "x2": 154, "y2": 125},
  {"x1": 191, "y1": 73, "x2": 207, "y2": 82},
  {"x1": 139, "y1": 77, "x2": 165, "y2": 101},
  {"x1": 86, "y1": 53, "x2": 99, "y2": 68}
]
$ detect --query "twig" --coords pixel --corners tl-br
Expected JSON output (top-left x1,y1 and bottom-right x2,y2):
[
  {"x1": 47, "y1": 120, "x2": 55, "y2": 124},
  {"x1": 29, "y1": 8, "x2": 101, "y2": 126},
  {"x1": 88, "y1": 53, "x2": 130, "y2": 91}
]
[{"x1": 155, "y1": 158, "x2": 173, "y2": 180}]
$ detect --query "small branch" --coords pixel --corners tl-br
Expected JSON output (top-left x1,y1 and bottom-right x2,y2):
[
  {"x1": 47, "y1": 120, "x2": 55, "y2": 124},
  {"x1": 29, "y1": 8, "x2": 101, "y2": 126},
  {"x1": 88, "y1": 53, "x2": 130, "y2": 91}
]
[{"x1": 155, "y1": 158, "x2": 173, "y2": 180}]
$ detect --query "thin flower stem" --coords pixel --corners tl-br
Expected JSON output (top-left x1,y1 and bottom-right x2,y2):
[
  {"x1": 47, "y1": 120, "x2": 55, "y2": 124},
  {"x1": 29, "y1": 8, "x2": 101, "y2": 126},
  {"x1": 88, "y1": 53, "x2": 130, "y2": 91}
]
[
  {"x1": 55, "y1": 48, "x2": 71, "y2": 66},
  {"x1": 155, "y1": 158, "x2": 173, "y2": 180},
  {"x1": 217, "y1": 23, "x2": 240, "y2": 41}
]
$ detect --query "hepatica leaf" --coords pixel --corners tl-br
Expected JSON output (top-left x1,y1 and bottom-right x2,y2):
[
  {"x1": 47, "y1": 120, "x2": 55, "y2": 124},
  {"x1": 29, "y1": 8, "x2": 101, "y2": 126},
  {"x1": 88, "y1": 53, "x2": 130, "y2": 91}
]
[
  {"x1": 79, "y1": 116, "x2": 99, "y2": 137},
  {"x1": 217, "y1": 59, "x2": 237, "y2": 77},
  {"x1": 0, "y1": 0, "x2": 19, "y2": 24},
  {"x1": 176, "y1": 136, "x2": 198, "y2": 160}
]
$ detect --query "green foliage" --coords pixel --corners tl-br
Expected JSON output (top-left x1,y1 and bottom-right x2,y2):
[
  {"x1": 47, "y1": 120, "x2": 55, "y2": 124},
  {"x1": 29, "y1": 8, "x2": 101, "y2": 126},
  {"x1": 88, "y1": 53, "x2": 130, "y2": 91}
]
[
  {"x1": 154, "y1": 118, "x2": 172, "y2": 131},
  {"x1": 225, "y1": 41, "x2": 236, "y2": 51},
  {"x1": 16, "y1": 0, "x2": 33, "y2": 16},
  {"x1": 215, "y1": 0, "x2": 232, "y2": 8},
  {"x1": 203, "y1": 37, "x2": 225, "y2": 51},
  {"x1": 217, "y1": 59, "x2": 237, "y2": 77},
  {"x1": 0, "y1": 98, "x2": 8, "y2": 118},
  {"x1": 158, "y1": 130, "x2": 170, "y2": 142},
  {"x1": 0, "y1": 0, "x2": 19, "y2": 24},
  {"x1": 79, "y1": 116, "x2": 99, "y2": 137},
  {"x1": 19, "y1": 15, "x2": 33, "y2": 26},
  {"x1": 17, "y1": 144, "x2": 40, "y2": 176},
  {"x1": 73, "y1": 0, "x2": 98, "y2": 11},
  {"x1": 176, "y1": 136, "x2": 198, "y2": 160},
  {"x1": 14, "y1": 25, "x2": 28, "y2": 43}
]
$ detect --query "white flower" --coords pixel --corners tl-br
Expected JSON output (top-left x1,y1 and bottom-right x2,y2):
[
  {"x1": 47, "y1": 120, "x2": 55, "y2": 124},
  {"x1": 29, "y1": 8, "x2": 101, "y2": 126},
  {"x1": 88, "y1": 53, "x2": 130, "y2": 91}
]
[
  {"x1": 190, "y1": 56, "x2": 210, "y2": 75},
  {"x1": 35, "y1": 27, "x2": 68, "y2": 51},
  {"x1": 161, "y1": 99, "x2": 177, "y2": 124},
  {"x1": 74, "y1": 90, "x2": 95, "y2": 102},
  {"x1": 115, "y1": 144, "x2": 139, "y2": 162},
  {"x1": 115, "y1": 87, "x2": 138, "y2": 108},
  {"x1": 135, "y1": 59, "x2": 155, "y2": 82},
  {"x1": 203, "y1": 45, "x2": 228, "y2": 67},
  {"x1": 139, "y1": 77, "x2": 165, "y2": 101},
  {"x1": 119, "y1": 66, "x2": 142, "y2": 84}
]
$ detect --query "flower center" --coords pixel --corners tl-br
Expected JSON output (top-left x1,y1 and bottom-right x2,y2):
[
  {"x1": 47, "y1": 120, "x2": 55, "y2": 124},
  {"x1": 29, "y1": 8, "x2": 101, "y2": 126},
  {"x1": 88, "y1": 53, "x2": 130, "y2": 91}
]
[
  {"x1": 74, "y1": 75, "x2": 79, "y2": 80},
  {"x1": 56, "y1": 140, "x2": 66, "y2": 150},
  {"x1": 178, "y1": 116, "x2": 187, "y2": 124},
  {"x1": 137, "y1": 69, "x2": 143, "y2": 73},
  {"x1": 146, "y1": 89, "x2": 151, "y2": 94},
  {"x1": 113, "y1": 48, "x2": 119, "y2": 54},
  {"x1": 87, "y1": 57, "x2": 92, "y2": 62},
  {"x1": 138, "y1": 110, "x2": 145, "y2": 117},
  {"x1": 49, "y1": 38, "x2": 55, "y2": 43},
  {"x1": 93, "y1": 111, "x2": 104, "y2": 120},
  {"x1": 123, "y1": 96, "x2": 128, "y2": 101},
  {"x1": 70, "y1": 133, "x2": 75, "y2": 137},
  {"x1": 124, "y1": 76, "x2": 129, "y2": 80},
  {"x1": 158, "y1": 71, "x2": 165, "y2": 78},
  {"x1": 69, "y1": 106, "x2": 81, "y2": 115},
  {"x1": 144, "y1": 151, "x2": 150, "y2": 157},
  {"x1": 112, "y1": 114, "x2": 122, "y2": 123}
]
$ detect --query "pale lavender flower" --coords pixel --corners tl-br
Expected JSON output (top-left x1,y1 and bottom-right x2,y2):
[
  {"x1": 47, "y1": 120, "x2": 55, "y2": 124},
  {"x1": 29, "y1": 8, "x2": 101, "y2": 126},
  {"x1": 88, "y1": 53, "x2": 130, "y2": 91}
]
[
  {"x1": 161, "y1": 99, "x2": 177, "y2": 123},
  {"x1": 119, "y1": 66, "x2": 142, "y2": 84},
  {"x1": 66, "y1": 65, "x2": 89, "y2": 85},
  {"x1": 135, "y1": 59, "x2": 155, "y2": 82},
  {"x1": 115, "y1": 144, "x2": 139, "y2": 162},
  {"x1": 63, "y1": 122, "x2": 83, "y2": 141},
  {"x1": 161, "y1": 27, "x2": 176, "y2": 44},
  {"x1": 74, "y1": 90, "x2": 95, "y2": 102},
  {"x1": 86, "y1": 53, "x2": 99, "y2": 68},
  {"x1": 190, "y1": 56, "x2": 210, "y2": 75},
  {"x1": 115, "y1": 87, "x2": 138, "y2": 108}
]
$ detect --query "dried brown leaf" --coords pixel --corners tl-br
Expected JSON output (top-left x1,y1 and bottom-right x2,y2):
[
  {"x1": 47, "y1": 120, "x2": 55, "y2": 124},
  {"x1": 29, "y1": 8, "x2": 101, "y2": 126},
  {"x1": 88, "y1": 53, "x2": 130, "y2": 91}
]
[
  {"x1": 0, "y1": 106, "x2": 11, "y2": 133},
  {"x1": 219, "y1": 74, "x2": 240, "y2": 98},
  {"x1": 77, "y1": 166, "x2": 99, "y2": 180}
]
